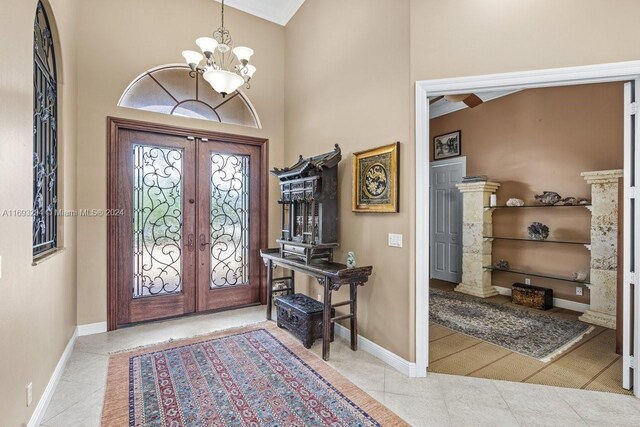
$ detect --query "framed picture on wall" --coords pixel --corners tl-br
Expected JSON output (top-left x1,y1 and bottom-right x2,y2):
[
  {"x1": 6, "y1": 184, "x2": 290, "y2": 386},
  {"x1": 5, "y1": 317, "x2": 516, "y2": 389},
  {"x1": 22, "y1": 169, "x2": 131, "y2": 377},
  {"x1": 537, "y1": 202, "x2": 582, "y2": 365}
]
[
  {"x1": 433, "y1": 130, "x2": 461, "y2": 160},
  {"x1": 352, "y1": 142, "x2": 399, "y2": 213}
]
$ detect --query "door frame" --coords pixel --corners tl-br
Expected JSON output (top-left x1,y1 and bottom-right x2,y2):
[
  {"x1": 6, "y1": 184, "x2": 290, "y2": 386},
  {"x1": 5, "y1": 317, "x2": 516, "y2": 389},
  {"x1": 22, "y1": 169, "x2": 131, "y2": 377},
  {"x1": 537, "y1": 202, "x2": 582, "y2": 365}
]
[
  {"x1": 429, "y1": 156, "x2": 466, "y2": 283},
  {"x1": 415, "y1": 60, "x2": 640, "y2": 383},
  {"x1": 106, "y1": 117, "x2": 269, "y2": 331}
]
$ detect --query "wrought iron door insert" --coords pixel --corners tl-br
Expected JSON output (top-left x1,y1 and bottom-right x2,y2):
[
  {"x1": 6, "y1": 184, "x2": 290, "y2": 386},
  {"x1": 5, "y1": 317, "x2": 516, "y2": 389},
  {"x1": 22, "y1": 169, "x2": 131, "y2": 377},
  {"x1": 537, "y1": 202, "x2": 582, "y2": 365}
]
[{"x1": 108, "y1": 119, "x2": 266, "y2": 329}]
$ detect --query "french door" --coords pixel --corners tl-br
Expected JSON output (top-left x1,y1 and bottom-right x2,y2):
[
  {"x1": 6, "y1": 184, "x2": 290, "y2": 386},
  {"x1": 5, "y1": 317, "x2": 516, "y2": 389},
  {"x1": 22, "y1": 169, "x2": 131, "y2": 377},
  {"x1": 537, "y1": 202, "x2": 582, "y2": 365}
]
[
  {"x1": 623, "y1": 80, "x2": 640, "y2": 394},
  {"x1": 108, "y1": 118, "x2": 267, "y2": 329}
]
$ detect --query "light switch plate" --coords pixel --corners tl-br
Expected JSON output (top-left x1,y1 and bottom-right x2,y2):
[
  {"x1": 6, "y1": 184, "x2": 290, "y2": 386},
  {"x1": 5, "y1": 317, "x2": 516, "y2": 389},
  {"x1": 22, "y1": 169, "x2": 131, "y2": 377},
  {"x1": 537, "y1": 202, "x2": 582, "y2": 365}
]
[
  {"x1": 524, "y1": 278, "x2": 531, "y2": 285},
  {"x1": 388, "y1": 233, "x2": 403, "y2": 248}
]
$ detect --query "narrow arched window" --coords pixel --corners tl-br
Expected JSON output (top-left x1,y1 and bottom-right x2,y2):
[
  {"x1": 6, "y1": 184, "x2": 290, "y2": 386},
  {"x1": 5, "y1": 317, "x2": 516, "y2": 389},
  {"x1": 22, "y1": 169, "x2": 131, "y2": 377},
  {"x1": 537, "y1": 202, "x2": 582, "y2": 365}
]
[{"x1": 33, "y1": 1, "x2": 58, "y2": 257}]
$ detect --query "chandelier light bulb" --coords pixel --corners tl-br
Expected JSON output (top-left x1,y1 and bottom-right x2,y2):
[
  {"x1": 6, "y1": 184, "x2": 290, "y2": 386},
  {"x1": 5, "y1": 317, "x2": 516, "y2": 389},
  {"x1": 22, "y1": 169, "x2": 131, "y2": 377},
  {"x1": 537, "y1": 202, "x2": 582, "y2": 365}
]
[
  {"x1": 196, "y1": 37, "x2": 219, "y2": 57},
  {"x1": 232, "y1": 46, "x2": 254, "y2": 64},
  {"x1": 203, "y1": 69, "x2": 244, "y2": 97},
  {"x1": 242, "y1": 64, "x2": 256, "y2": 79},
  {"x1": 180, "y1": 0, "x2": 256, "y2": 96},
  {"x1": 182, "y1": 50, "x2": 203, "y2": 69}
]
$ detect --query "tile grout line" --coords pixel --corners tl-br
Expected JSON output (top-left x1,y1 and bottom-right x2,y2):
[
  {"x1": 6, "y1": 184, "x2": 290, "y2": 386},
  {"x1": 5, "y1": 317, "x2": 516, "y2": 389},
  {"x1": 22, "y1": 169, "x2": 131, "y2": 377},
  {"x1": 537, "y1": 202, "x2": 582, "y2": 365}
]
[
  {"x1": 430, "y1": 340, "x2": 484, "y2": 364},
  {"x1": 492, "y1": 382, "x2": 524, "y2": 427},
  {"x1": 580, "y1": 355, "x2": 622, "y2": 390},
  {"x1": 429, "y1": 331, "x2": 458, "y2": 343},
  {"x1": 465, "y1": 351, "x2": 513, "y2": 377},
  {"x1": 521, "y1": 328, "x2": 607, "y2": 383}
]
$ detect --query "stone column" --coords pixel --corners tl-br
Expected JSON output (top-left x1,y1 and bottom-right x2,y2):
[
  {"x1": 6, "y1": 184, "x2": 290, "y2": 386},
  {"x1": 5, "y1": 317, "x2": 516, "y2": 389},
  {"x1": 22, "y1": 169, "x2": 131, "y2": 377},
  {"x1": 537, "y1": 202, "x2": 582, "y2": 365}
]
[
  {"x1": 455, "y1": 181, "x2": 501, "y2": 298},
  {"x1": 579, "y1": 169, "x2": 623, "y2": 329}
]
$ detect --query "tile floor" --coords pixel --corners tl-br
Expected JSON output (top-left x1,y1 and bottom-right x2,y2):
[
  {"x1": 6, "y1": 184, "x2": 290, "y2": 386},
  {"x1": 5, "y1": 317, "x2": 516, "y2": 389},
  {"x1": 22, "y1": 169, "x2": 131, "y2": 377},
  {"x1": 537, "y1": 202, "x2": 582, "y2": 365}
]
[
  {"x1": 41, "y1": 306, "x2": 640, "y2": 426},
  {"x1": 429, "y1": 280, "x2": 627, "y2": 395}
]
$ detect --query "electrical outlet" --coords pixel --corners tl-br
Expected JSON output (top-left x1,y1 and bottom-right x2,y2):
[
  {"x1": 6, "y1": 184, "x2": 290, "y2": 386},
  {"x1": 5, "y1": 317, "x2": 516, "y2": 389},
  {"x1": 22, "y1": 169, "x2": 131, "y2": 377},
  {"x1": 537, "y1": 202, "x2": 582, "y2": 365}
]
[
  {"x1": 26, "y1": 382, "x2": 32, "y2": 407},
  {"x1": 317, "y1": 294, "x2": 322, "y2": 302},
  {"x1": 388, "y1": 233, "x2": 403, "y2": 248},
  {"x1": 524, "y1": 278, "x2": 531, "y2": 285},
  {"x1": 576, "y1": 286, "x2": 583, "y2": 296}
]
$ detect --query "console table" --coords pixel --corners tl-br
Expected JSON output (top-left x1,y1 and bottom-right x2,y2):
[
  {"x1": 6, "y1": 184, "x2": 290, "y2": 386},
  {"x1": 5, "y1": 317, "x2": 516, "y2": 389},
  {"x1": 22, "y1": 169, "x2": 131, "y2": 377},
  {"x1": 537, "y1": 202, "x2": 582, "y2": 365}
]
[{"x1": 260, "y1": 248, "x2": 373, "y2": 360}]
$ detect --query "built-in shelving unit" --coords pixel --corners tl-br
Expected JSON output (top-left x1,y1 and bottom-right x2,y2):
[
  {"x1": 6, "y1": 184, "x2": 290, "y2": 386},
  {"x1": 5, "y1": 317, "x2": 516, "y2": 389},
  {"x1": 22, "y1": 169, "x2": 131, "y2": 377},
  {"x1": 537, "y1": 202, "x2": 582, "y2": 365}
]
[
  {"x1": 486, "y1": 202, "x2": 592, "y2": 288},
  {"x1": 457, "y1": 170, "x2": 622, "y2": 328},
  {"x1": 483, "y1": 236, "x2": 590, "y2": 246},
  {"x1": 484, "y1": 204, "x2": 592, "y2": 210},
  {"x1": 483, "y1": 266, "x2": 590, "y2": 286}
]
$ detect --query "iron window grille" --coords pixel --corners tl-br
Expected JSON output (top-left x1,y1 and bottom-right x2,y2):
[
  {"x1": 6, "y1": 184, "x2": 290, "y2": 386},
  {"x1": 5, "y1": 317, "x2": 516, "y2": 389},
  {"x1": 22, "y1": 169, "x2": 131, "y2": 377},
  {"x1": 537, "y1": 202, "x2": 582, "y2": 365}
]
[{"x1": 33, "y1": 1, "x2": 58, "y2": 257}]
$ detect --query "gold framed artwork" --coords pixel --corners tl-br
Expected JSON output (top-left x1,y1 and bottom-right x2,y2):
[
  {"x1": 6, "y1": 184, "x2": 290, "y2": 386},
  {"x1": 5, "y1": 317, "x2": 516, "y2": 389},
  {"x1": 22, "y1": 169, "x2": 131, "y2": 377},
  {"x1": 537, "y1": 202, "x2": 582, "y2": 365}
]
[{"x1": 352, "y1": 142, "x2": 399, "y2": 213}]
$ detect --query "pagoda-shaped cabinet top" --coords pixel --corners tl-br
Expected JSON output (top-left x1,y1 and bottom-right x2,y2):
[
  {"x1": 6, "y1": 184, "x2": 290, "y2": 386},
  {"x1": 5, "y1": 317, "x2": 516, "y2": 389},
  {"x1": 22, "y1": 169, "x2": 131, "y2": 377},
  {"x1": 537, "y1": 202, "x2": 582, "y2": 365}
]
[{"x1": 272, "y1": 145, "x2": 342, "y2": 264}]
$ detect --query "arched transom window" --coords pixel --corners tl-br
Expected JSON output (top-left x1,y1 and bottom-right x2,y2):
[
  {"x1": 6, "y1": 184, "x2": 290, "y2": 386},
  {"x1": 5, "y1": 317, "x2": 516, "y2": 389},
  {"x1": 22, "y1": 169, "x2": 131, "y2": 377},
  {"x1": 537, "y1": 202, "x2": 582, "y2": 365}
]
[{"x1": 118, "y1": 64, "x2": 261, "y2": 128}]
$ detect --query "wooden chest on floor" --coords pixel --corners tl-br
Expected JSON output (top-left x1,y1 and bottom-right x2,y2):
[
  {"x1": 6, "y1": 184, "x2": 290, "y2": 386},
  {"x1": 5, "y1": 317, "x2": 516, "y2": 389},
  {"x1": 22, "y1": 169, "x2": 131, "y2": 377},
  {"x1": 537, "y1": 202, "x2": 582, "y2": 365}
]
[
  {"x1": 275, "y1": 293, "x2": 334, "y2": 348},
  {"x1": 512, "y1": 283, "x2": 553, "y2": 310}
]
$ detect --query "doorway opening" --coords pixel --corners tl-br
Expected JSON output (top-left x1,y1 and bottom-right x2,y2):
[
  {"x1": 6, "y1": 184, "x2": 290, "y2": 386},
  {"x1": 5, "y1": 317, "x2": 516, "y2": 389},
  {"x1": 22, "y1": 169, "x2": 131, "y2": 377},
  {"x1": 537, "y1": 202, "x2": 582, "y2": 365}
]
[
  {"x1": 415, "y1": 61, "x2": 640, "y2": 396},
  {"x1": 107, "y1": 118, "x2": 268, "y2": 330}
]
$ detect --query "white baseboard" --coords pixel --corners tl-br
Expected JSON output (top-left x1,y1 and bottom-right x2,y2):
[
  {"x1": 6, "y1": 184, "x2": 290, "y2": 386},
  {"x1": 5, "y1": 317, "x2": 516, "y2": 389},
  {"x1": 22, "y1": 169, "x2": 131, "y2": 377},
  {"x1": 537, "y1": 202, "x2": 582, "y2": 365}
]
[
  {"x1": 494, "y1": 286, "x2": 590, "y2": 313},
  {"x1": 28, "y1": 327, "x2": 78, "y2": 427},
  {"x1": 333, "y1": 324, "x2": 417, "y2": 377},
  {"x1": 77, "y1": 321, "x2": 107, "y2": 336}
]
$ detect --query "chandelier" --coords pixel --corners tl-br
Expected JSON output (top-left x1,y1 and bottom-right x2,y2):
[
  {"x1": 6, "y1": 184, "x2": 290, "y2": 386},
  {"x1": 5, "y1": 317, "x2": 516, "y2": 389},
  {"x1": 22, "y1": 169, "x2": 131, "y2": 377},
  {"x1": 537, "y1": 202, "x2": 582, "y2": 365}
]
[{"x1": 181, "y1": 0, "x2": 256, "y2": 97}]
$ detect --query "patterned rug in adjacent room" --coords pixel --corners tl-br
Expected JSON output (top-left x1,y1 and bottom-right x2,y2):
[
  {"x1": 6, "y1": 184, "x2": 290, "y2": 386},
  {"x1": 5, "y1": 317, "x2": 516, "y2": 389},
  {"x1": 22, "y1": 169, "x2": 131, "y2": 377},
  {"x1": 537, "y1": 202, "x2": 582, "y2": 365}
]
[
  {"x1": 429, "y1": 288, "x2": 594, "y2": 362},
  {"x1": 101, "y1": 322, "x2": 406, "y2": 427}
]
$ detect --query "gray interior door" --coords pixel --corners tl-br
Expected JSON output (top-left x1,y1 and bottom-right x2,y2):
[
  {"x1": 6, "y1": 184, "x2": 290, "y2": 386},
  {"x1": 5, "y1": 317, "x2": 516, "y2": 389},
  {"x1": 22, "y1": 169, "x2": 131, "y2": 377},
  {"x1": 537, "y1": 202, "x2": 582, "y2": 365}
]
[{"x1": 430, "y1": 158, "x2": 465, "y2": 283}]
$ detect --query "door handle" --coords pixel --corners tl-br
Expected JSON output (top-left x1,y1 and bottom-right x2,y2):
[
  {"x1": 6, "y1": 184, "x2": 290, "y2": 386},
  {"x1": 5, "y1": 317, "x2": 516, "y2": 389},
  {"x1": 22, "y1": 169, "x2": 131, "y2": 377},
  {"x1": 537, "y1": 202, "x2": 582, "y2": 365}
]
[
  {"x1": 185, "y1": 234, "x2": 195, "y2": 252},
  {"x1": 199, "y1": 233, "x2": 211, "y2": 251}
]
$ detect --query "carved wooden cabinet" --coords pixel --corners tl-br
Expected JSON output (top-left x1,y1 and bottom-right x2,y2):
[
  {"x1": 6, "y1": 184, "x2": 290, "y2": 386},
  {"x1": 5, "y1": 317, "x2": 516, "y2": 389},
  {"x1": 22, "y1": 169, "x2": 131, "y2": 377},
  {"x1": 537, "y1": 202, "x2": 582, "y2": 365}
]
[{"x1": 271, "y1": 145, "x2": 341, "y2": 264}]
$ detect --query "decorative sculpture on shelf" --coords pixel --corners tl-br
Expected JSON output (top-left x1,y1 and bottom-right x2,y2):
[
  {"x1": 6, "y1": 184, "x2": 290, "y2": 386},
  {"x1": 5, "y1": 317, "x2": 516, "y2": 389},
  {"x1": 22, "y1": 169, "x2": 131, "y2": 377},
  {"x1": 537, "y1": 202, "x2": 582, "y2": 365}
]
[
  {"x1": 494, "y1": 259, "x2": 509, "y2": 270},
  {"x1": 528, "y1": 222, "x2": 550, "y2": 240},
  {"x1": 346, "y1": 252, "x2": 356, "y2": 269},
  {"x1": 506, "y1": 198, "x2": 525, "y2": 207},
  {"x1": 534, "y1": 191, "x2": 562, "y2": 206},
  {"x1": 554, "y1": 197, "x2": 590, "y2": 206},
  {"x1": 572, "y1": 270, "x2": 588, "y2": 282}
]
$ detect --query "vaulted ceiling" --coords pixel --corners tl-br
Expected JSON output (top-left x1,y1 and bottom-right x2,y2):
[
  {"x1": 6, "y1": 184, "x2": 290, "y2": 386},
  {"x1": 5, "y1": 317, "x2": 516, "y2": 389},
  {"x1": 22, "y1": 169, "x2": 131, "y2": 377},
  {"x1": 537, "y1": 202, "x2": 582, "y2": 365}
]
[{"x1": 215, "y1": 0, "x2": 306, "y2": 26}]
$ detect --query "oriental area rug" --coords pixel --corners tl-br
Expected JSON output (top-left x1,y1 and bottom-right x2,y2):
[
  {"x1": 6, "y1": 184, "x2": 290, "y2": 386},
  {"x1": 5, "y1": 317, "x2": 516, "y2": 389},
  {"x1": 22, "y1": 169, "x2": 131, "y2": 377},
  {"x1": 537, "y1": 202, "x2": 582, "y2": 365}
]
[
  {"x1": 101, "y1": 322, "x2": 406, "y2": 427},
  {"x1": 429, "y1": 288, "x2": 594, "y2": 362}
]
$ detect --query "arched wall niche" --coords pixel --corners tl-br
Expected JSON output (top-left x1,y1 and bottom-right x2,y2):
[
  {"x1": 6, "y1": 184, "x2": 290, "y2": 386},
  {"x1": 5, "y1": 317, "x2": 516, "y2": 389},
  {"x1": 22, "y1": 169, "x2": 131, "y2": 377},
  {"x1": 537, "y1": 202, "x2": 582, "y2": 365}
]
[{"x1": 118, "y1": 64, "x2": 261, "y2": 129}]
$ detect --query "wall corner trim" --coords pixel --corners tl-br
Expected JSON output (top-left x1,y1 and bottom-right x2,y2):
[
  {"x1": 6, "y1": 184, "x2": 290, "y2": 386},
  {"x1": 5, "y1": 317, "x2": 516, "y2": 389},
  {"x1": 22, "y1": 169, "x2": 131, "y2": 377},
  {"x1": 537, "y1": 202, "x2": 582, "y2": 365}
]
[
  {"x1": 333, "y1": 324, "x2": 417, "y2": 377},
  {"x1": 77, "y1": 321, "x2": 108, "y2": 336},
  {"x1": 27, "y1": 327, "x2": 78, "y2": 427}
]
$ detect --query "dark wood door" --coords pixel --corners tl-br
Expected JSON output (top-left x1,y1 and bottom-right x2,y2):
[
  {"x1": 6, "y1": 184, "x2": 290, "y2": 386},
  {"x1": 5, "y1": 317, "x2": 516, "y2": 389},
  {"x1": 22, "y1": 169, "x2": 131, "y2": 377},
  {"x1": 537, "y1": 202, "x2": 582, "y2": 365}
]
[
  {"x1": 108, "y1": 118, "x2": 268, "y2": 329},
  {"x1": 196, "y1": 140, "x2": 263, "y2": 311},
  {"x1": 115, "y1": 129, "x2": 197, "y2": 325}
]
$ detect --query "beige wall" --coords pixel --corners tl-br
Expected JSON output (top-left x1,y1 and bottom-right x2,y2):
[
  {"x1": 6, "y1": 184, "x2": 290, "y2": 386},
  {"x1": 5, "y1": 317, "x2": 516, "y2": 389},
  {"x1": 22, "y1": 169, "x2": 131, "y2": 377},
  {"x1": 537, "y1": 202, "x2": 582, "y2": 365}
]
[
  {"x1": 75, "y1": 0, "x2": 285, "y2": 325},
  {"x1": 0, "y1": 0, "x2": 78, "y2": 424},
  {"x1": 286, "y1": 0, "x2": 640, "y2": 362},
  {"x1": 430, "y1": 83, "x2": 624, "y2": 302},
  {"x1": 285, "y1": 0, "x2": 413, "y2": 359}
]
